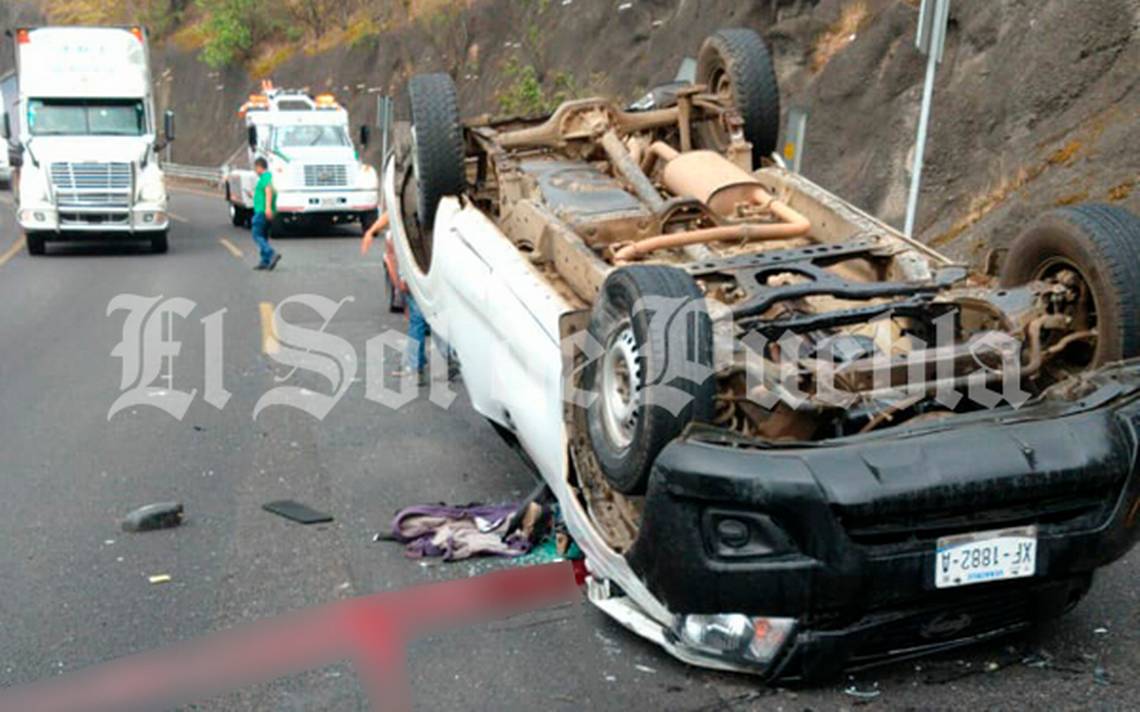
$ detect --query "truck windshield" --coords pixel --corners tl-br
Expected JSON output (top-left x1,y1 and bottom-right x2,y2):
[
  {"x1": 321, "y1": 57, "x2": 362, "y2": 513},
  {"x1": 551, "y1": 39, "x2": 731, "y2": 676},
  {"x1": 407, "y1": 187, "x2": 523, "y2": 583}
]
[
  {"x1": 27, "y1": 99, "x2": 146, "y2": 136},
  {"x1": 274, "y1": 125, "x2": 350, "y2": 148}
]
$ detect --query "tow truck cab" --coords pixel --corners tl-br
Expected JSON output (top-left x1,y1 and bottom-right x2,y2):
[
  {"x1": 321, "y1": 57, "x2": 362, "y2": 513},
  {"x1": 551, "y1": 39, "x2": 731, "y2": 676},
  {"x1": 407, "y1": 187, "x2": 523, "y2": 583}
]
[{"x1": 224, "y1": 88, "x2": 379, "y2": 234}]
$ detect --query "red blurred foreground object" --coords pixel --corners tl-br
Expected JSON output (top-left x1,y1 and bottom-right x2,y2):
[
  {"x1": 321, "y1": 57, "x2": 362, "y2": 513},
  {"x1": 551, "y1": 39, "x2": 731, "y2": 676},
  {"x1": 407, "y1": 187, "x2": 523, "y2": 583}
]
[{"x1": 0, "y1": 561, "x2": 583, "y2": 712}]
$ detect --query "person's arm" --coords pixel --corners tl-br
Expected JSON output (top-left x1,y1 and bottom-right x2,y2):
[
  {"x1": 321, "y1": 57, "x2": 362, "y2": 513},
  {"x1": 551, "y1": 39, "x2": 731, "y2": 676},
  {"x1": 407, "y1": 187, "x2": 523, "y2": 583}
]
[
  {"x1": 359, "y1": 211, "x2": 390, "y2": 255},
  {"x1": 264, "y1": 183, "x2": 275, "y2": 220}
]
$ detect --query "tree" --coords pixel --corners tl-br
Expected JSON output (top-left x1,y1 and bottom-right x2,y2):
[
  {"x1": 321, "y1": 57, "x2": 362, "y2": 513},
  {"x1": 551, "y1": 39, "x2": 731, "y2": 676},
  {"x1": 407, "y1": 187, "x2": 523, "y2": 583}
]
[{"x1": 197, "y1": 0, "x2": 263, "y2": 68}]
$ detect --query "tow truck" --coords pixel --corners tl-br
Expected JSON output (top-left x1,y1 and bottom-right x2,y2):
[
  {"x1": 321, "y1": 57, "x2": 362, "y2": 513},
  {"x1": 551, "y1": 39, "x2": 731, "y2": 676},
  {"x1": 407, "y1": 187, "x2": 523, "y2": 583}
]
[{"x1": 223, "y1": 84, "x2": 379, "y2": 234}]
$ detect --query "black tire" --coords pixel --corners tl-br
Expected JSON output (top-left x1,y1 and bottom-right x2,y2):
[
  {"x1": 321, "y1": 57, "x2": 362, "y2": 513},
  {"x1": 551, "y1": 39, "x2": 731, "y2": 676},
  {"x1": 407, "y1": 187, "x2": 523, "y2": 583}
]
[
  {"x1": 1000, "y1": 203, "x2": 1140, "y2": 365},
  {"x1": 385, "y1": 268, "x2": 406, "y2": 313},
  {"x1": 407, "y1": 73, "x2": 464, "y2": 230},
  {"x1": 229, "y1": 200, "x2": 244, "y2": 227},
  {"x1": 25, "y1": 231, "x2": 45, "y2": 255},
  {"x1": 581, "y1": 265, "x2": 715, "y2": 494},
  {"x1": 695, "y1": 28, "x2": 781, "y2": 166},
  {"x1": 150, "y1": 231, "x2": 169, "y2": 254}
]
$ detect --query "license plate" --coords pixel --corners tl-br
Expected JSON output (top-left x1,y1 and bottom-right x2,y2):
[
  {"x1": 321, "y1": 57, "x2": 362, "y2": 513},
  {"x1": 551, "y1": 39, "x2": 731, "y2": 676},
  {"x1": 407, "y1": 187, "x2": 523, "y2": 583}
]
[
  {"x1": 934, "y1": 525, "x2": 1037, "y2": 589},
  {"x1": 319, "y1": 197, "x2": 338, "y2": 207}
]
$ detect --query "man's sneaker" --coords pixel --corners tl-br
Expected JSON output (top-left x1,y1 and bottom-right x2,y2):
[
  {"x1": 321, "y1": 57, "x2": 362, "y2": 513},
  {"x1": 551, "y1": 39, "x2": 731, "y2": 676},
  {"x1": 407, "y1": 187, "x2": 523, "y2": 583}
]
[
  {"x1": 267, "y1": 253, "x2": 282, "y2": 271},
  {"x1": 253, "y1": 262, "x2": 268, "y2": 271},
  {"x1": 390, "y1": 367, "x2": 426, "y2": 386}
]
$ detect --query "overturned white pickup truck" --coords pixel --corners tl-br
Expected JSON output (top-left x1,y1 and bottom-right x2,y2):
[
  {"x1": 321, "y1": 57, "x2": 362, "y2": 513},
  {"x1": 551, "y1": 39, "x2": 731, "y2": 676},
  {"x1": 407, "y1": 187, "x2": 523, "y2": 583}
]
[{"x1": 387, "y1": 28, "x2": 1140, "y2": 681}]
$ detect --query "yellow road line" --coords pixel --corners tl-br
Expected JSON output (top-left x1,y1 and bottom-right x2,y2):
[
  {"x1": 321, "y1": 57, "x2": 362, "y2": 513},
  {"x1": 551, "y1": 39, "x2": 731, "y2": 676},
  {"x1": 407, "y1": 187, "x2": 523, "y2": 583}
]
[
  {"x1": 0, "y1": 236, "x2": 26, "y2": 268},
  {"x1": 259, "y1": 301, "x2": 280, "y2": 355},
  {"x1": 168, "y1": 212, "x2": 188, "y2": 224},
  {"x1": 218, "y1": 237, "x2": 244, "y2": 258}
]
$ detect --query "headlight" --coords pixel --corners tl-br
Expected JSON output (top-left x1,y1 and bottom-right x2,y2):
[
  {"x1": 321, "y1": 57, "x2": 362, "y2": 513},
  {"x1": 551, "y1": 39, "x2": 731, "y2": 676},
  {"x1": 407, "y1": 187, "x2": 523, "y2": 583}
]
[
  {"x1": 675, "y1": 614, "x2": 795, "y2": 665},
  {"x1": 140, "y1": 180, "x2": 166, "y2": 202}
]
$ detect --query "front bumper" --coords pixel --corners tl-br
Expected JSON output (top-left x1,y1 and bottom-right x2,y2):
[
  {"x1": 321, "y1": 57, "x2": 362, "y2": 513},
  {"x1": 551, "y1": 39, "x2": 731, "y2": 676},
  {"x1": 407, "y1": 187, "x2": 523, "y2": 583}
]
[
  {"x1": 625, "y1": 362, "x2": 1140, "y2": 680},
  {"x1": 275, "y1": 189, "x2": 378, "y2": 216},
  {"x1": 18, "y1": 203, "x2": 168, "y2": 233}
]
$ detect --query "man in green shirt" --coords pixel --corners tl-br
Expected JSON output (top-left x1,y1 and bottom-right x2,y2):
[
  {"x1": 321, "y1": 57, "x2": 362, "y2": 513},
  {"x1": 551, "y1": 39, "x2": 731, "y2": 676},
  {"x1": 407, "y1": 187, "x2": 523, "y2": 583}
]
[{"x1": 251, "y1": 157, "x2": 281, "y2": 270}]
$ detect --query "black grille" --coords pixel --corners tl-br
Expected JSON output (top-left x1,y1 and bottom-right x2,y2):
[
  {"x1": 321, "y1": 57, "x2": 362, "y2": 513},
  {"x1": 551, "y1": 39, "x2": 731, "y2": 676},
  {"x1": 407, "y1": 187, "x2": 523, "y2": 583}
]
[
  {"x1": 848, "y1": 594, "x2": 1030, "y2": 665},
  {"x1": 840, "y1": 494, "x2": 1110, "y2": 548}
]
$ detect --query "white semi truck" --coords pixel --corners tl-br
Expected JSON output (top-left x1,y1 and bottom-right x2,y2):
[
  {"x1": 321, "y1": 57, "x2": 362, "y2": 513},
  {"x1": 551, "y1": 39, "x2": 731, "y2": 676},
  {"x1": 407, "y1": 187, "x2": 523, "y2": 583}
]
[
  {"x1": 0, "y1": 74, "x2": 11, "y2": 187},
  {"x1": 4, "y1": 26, "x2": 174, "y2": 255},
  {"x1": 224, "y1": 86, "x2": 379, "y2": 234}
]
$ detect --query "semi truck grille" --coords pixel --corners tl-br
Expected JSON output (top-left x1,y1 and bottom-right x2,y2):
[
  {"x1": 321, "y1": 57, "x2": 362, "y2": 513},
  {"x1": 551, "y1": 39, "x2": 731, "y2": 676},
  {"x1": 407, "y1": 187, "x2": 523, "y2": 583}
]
[
  {"x1": 50, "y1": 162, "x2": 133, "y2": 208},
  {"x1": 304, "y1": 164, "x2": 348, "y2": 188}
]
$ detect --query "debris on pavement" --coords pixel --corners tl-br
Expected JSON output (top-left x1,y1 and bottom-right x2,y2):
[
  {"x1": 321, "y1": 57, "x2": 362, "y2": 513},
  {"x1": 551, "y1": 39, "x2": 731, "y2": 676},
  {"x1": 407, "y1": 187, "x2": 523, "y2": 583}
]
[
  {"x1": 377, "y1": 491, "x2": 583, "y2": 563},
  {"x1": 262, "y1": 500, "x2": 334, "y2": 525},
  {"x1": 1093, "y1": 626, "x2": 1109, "y2": 635},
  {"x1": 147, "y1": 574, "x2": 172, "y2": 585},
  {"x1": 121, "y1": 502, "x2": 184, "y2": 532},
  {"x1": 1094, "y1": 664, "x2": 1110, "y2": 686},
  {"x1": 378, "y1": 502, "x2": 544, "y2": 561}
]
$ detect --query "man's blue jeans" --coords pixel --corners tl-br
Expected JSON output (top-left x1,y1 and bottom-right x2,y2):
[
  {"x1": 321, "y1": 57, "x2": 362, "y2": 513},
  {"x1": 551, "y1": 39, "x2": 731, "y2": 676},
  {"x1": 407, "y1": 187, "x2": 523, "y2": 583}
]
[
  {"x1": 251, "y1": 213, "x2": 275, "y2": 266},
  {"x1": 405, "y1": 294, "x2": 427, "y2": 371}
]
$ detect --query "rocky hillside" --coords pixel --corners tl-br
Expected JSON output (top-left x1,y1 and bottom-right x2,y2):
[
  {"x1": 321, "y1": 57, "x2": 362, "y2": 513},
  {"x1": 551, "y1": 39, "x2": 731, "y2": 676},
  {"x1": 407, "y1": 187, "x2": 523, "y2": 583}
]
[{"x1": 3, "y1": 0, "x2": 1138, "y2": 260}]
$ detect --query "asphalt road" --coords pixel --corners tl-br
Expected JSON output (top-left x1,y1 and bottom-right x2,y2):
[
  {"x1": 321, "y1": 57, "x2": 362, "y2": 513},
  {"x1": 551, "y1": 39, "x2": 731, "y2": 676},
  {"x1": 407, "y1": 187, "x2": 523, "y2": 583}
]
[{"x1": 0, "y1": 185, "x2": 1137, "y2": 710}]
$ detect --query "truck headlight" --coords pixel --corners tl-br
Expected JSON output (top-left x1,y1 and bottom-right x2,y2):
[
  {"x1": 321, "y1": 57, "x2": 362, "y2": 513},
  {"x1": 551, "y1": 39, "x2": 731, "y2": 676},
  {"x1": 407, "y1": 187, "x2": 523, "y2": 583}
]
[
  {"x1": 140, "y1": 180, "x2": 165, "y2": 203},
  {"x1": 675, "y1": 615, "x2": 795, "y2": 665}
]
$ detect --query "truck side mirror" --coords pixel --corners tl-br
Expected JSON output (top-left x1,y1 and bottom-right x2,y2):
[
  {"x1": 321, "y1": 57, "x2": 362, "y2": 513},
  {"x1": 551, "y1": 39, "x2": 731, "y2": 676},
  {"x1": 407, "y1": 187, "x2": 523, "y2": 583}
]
[
  {"x1": 247, "y1": 125, "x2": 258, "y2": 149},
  {"x1": 359, "y1": 124, "x2": 371, "y2": 148},
  {"x1": 2, "y1": 113, "x2": 9, "y2": 140},
  {"x1": 163, "y1": 110, "x2": 175, "y2": 142}
]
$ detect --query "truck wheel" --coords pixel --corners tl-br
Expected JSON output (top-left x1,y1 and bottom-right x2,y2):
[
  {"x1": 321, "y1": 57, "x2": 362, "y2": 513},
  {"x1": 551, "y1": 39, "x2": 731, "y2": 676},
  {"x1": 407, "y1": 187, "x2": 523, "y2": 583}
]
[
  {"x1": 695, "y1": 28, "x2": 781, "y2": 166},
  {"x1": 150, "y1": 231, "x2": 169, "y2": 254},
  {"x1": 25, "y1": 231, "x2": 45, "y2": 255},
  {"x1": 1000, "y1": 204, "x2": 1140, "y2": 366},
  {"x1": 407, "y1": 73, "x2": 464, "y2": 230},
  {"x1": 581, "y1": 266, "x2": 715, "y2": 494},
  {"x1": 229, "y1": 201, "x2": 244, "y2": 227}
]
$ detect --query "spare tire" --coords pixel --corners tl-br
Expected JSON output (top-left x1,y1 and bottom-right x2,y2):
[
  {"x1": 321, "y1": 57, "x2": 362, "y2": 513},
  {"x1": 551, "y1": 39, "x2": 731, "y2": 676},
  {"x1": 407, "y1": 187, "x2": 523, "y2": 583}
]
[
  {"x1": 1000, "y1": 203, "x2": 1140, "y2": 366},
  {"x1": 581, "y1": 265, "x2": 715, "y2": 494},
  {"x1": 407, "y1": 73, "x2": 465, "y2": 230},
  {"x1": 695, "y1": 28, "x2": 781, "y2": 166}
]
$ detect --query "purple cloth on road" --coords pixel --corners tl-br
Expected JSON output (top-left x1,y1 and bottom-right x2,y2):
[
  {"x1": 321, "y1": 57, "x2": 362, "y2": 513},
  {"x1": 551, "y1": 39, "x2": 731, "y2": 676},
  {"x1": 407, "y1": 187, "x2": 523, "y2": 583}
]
[{"x1": 386, "y1": 503, "x2": 534, "y2": 561}]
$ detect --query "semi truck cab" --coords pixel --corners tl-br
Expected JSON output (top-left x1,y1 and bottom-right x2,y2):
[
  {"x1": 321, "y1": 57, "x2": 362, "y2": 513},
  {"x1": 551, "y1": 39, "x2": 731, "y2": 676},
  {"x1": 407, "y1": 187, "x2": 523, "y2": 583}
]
[{"x1": 6, "y1": 26, "x2": 174, "y2": 255}]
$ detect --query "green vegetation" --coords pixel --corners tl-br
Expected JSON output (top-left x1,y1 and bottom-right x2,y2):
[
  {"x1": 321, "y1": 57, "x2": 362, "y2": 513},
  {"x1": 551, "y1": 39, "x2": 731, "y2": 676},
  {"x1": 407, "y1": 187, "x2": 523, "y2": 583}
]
[
  {"x1": 196, "y1": 0, "x2": 261, "y2": 68},
  {"x1": 497, "y1": 58, "x2": 581, "y2": 116},
  {"x1": 45, "y1": 0, "x2": 187, "y2": 38}
]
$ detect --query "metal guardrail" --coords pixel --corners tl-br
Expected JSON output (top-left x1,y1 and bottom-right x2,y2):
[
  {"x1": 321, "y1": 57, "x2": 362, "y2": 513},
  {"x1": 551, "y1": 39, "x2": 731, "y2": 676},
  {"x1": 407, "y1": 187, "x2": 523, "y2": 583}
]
[{"x1": 162, "y1": 162, "x2": 224, "y2": 183}]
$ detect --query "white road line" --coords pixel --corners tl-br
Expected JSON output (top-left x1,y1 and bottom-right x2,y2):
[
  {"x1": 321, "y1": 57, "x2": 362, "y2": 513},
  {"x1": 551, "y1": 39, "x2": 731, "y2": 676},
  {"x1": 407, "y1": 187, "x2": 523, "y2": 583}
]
[{"x1": 218, "y1": 237, "x2": 245, "y2": 259}]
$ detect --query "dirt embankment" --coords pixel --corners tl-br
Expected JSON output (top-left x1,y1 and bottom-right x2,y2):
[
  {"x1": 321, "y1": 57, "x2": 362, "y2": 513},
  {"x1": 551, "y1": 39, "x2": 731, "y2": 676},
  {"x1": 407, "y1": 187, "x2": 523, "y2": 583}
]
[{"x1": 5, "y1": 0, "x2": 1138, "y2": 259}]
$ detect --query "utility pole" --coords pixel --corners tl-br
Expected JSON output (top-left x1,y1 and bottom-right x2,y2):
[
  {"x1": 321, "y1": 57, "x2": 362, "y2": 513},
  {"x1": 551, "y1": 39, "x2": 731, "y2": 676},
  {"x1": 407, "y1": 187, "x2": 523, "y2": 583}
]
[{"x1": 904, "y1": 0, "x2": 951, "y2": 238}]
